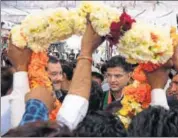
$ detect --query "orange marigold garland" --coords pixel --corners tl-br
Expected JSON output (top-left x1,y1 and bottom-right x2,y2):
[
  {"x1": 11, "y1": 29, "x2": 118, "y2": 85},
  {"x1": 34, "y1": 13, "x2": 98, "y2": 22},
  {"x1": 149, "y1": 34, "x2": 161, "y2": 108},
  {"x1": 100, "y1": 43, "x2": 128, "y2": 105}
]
[
  {"x1": 28, "y1": 52, "x2": 51, "y2": 89},
  {"x1": 115, "y1": 65, "x2": 151, "y2": 128},
  {"x1": 49, "y1": 100, "x2": 61, "y2": 120},
  {"x1": 139, "y1": 62, "x2": 162, "y2": 72},
  {"x1": 28, "y1": 52, "x2": 61, "y2": 121}
]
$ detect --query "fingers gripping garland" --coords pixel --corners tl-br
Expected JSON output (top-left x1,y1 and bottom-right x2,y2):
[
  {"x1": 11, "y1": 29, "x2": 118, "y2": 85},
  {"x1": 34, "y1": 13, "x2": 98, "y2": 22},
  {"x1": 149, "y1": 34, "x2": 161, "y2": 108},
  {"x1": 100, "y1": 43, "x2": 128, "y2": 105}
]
[{"x1": 10, "y1": 1, "x2": 177, "y2": 124}]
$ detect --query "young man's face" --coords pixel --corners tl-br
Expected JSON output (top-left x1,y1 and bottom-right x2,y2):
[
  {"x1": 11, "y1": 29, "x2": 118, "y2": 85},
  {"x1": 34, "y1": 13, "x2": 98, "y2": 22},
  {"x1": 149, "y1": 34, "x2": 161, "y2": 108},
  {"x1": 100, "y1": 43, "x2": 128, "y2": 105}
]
[
  {"x1": 106, "y1": 67, "x2": 131, "y2": 93},
  {"x1": 47, "y1": 62, "x2": 63, "y2": 90}
]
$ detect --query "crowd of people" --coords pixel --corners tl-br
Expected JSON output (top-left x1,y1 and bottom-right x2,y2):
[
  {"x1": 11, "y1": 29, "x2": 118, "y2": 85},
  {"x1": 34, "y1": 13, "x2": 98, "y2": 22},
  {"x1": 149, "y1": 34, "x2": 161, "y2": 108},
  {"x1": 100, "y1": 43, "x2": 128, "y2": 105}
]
[{"x1": 1, "y1": 19, "x2": 178, "y2": 137}]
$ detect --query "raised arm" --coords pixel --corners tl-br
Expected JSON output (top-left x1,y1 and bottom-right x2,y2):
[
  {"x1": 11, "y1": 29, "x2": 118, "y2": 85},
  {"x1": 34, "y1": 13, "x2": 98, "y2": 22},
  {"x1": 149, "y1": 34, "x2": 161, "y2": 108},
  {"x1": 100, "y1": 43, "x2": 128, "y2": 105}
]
[
  {"x1": 57, "y1": 19, "x2": 104, "y2": 130},
  {"x1": 7, "y1": 37, "x2": 32, "y2": 128}
]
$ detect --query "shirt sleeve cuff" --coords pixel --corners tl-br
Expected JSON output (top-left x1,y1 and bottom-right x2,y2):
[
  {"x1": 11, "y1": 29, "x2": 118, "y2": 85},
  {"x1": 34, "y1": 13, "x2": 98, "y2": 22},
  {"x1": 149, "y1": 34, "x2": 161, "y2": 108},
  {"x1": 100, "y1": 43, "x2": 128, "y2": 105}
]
[
  {"x1": 150, "y1": 88, "x2": 169, "y2": 110},
  {"x1": 57, "y1": 94, "x2": 89, "y2": 130},
  {"x1": 13, "y1": 72, "x2": 30, "y2": 95}
]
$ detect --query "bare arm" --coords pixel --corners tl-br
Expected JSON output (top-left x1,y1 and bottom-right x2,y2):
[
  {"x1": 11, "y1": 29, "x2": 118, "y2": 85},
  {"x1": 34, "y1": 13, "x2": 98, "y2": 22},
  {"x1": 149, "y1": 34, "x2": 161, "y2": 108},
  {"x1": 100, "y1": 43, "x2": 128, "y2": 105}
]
[{"x1": 68, "y1": 19, "x2": 104, "y2": 100}]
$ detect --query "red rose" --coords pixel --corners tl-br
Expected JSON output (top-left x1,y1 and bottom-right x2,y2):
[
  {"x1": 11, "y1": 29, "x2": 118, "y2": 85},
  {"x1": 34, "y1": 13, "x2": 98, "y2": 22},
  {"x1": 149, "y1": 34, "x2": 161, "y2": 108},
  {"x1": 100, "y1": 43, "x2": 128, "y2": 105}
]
[
  {"x1": 120, "y1": 12, "x2": 136, "y2": 31},
  {"x1": 110, "y1": 22, "x2": 121, "y2": 32},
  {"x1": 108, "y1": 12, "x2": 136, "y2": 47}
]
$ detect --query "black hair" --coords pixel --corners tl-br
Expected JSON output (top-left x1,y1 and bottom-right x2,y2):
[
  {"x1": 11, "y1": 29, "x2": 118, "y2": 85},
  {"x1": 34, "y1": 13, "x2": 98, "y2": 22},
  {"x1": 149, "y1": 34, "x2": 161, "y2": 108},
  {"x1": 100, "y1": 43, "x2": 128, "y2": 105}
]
[
  {"x1": 59, "y1": 59, "x2": 73, "y2": 81},
  {"x1": 72, "y1": 60, "x2": 77, "y2": 69},
  {"x1": 74, "y1": 110, "x2": 127, "y2": 137},
  {"x1": 161, "y1": 108, "x2": 178, "y2": 137},
  {"x1": 104, "y1": 100, "x2": 122, "y2": 114},
  {"x1": 3, "y1": 121, "x2": 73, "y2": 137},
  {"x1": 168, "y1": 99, "x2": 178, "y2": 109},
  {"x1": 48, "y1": 55, "x2": 60, "y2": 64},
  {"x1": 101, "y1": 63, "x2": 107, "y2": 75},
  {"x1": 1, "y1": 22, "x2": 5, "y2": 27},
  {"x1": 1, "y1": 66, "x2": 13, "y2": 96},
  {"x1": 46, "y1": 55, "x2": 60, "y2": 71},
  {"x1": 88, "y1": 81, "x2": 104, "y2": 112},
  {"x1": 92, "y1": 72, "x2": 104, "y2": 83},
  {"x1": 128, "y1": 106, "x2": 178, "y2": 137},
  {"x1": 1, "y1": 49, "x2": 13, "y2": 67},
  {"x1": 106, "y1": 55, "x2": 134, "y2": 72}
]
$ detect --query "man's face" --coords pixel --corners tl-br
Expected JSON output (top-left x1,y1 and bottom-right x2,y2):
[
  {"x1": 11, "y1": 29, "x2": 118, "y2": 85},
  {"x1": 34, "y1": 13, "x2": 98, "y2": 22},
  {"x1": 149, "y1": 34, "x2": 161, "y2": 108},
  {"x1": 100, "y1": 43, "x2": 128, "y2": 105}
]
[
  {"x1": 106, "y1": 67, "x2": 131, "y2": 93},
  {"x1": 47, "y1": 62, "x2": 63, "y2": 90},
  {"x1": 168, "y1": 74, "x2": 178, "y2": 94},
  {"x1": 172, "y1": 45, "x2": 178, "y2": 71}
]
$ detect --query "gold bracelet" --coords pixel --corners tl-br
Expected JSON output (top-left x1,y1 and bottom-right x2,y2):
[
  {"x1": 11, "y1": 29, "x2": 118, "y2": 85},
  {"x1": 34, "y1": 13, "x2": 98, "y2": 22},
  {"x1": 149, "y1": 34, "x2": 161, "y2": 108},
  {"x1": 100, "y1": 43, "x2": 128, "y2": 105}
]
[{"x1": 77, "y1": 56, "x2": 93, "y2": 64}]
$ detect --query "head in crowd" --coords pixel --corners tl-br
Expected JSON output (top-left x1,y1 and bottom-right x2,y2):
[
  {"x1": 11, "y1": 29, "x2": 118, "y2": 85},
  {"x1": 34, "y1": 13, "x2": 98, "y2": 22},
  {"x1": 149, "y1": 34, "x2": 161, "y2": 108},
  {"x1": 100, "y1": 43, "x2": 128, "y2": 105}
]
[
  {"x1": 74, "y1": 110, "x2": 126, "y2": 137},
  {"x1": 3, "y1": 121, "x2": 73, "y2": 137},
  {"x1": 92, "y1": 72, "x2": 104, "y2": 86},
  {"x1": 59, "y1": 59, "x2": 74, "y2": 91},
  {"x1": 46, "y1": 56, "x2": 63, "y2": 91},
  {"x1": 1, "y1": 67, "x2": 13, "y2": 97},
  {"x1": 128, "y1": 106, "x2": 178, "y2": 137},
  {"x1": 1, "y1": 49, "x2": 13, "y2": 67},
  {"x1": 69, "y1": 49, "x2": 75, "y2": 61},
  {"x1": 53, "y1": 52, "x2": 60, "y2": 59},
  {"x1": 71, "y1": 49, "x2": 74, "y2": 54},
  {"x1": 88, "y1": 81, "x2": 104, "y2": 111},
  {"x1": 1, "y1": 22, "x2": 5, "y2": 28},
  {"x1": 167, "y1": 73, "x2": 178, "y2": 99},
  {"x1": 106, "y1": 55, "x2": 133, "y2": 93}
]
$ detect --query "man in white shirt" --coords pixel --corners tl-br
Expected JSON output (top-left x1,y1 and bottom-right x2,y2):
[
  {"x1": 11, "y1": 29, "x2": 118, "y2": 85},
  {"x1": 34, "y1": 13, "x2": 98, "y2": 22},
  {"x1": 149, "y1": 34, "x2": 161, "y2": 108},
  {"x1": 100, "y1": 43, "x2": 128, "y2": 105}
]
[{"x1": 1, "y1": 37, "x2": 32, "y2": 135}]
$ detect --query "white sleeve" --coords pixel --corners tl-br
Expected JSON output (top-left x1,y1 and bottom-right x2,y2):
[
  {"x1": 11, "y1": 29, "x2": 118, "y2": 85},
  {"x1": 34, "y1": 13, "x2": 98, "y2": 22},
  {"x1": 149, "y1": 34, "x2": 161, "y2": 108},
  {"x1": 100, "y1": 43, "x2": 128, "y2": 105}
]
[
  {"x1": 10, "y1": 72, "x2": 30, "y2": 128},
  {"x1": 12, "y1": 72, "x2": 30, "y2": 96},
  {"x1": 1, "y1": 96, "x2": 11, "y2": 136},
  {"x1": 57, "y1": 94, "x2": 89, "y2": 131},
  {"x1": 150, "y1": 89, "x2": 169, "y2": 110}
]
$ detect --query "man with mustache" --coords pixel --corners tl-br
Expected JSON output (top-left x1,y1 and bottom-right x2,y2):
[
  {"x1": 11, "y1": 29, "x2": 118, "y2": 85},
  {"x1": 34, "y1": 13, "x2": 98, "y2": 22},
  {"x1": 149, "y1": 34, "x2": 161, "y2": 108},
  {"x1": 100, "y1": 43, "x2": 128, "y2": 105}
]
[
  {"x1": 46, "y1": 56, "x2": 65, "y2": 102},
  {"x1": 102, "y1": 56, "x2": 134, "y2": 109}
]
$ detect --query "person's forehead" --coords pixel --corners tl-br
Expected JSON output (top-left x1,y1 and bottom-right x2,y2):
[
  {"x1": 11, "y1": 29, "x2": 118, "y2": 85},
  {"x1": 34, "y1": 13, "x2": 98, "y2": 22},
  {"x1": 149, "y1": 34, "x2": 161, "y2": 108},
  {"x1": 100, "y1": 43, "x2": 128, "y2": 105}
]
[
  {"x1": 107, "y1": 67, "x2": 126, "y2": 74},
  {"x1": 172, "y1": 74, "x2": 178, "y2": 82},
  {"x1": 47, "y1": 63, "x2": 62, "y2": 71}
]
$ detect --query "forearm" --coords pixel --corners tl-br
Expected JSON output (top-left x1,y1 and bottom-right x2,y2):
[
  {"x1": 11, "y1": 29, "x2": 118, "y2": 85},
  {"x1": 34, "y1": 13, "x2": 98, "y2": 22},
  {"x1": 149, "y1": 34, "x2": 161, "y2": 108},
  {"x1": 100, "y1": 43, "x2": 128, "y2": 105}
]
[
  {"x1": 68, "y1": 52, "x2": 92, "y2": 100},
  {"x1": 57, "y1": 51, "x2": 92, "y2": 130},
  {"x1": 10, "y1": 71, "x2": 30, "y2": 128}
]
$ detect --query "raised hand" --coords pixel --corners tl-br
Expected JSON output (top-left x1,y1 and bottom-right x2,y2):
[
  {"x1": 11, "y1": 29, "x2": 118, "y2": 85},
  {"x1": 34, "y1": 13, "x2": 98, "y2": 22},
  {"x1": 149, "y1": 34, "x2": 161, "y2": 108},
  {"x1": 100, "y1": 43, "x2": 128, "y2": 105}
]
[
  {"x1": 7, "y1": 36, "x2": 32, "y2": 72},
  {"x1": 81, "y1": 16, "x2": 105, "y2": 56}
]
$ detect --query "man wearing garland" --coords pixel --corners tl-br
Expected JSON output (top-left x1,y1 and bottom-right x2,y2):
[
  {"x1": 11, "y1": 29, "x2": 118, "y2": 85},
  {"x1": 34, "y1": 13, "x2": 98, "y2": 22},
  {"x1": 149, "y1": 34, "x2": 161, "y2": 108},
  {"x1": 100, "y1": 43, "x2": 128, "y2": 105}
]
[{"x1": 102, "y1": 55, "x2": 134, "y2": 109}]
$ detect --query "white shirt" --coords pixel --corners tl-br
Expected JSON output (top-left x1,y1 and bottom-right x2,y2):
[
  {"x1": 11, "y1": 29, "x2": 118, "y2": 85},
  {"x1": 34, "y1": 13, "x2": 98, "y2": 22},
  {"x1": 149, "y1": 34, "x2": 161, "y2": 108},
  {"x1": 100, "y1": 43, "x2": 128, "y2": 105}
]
[
  {"x1": 1, "y1": 72, "x2": 30, "y2": 135},
  {"x1": 57, "y1": 94, "x2": 89, "y2": 131},
  {"x1": 150, "y1": 88, "x2": 169, "y2": 110}
]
